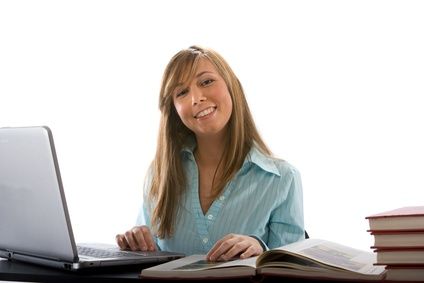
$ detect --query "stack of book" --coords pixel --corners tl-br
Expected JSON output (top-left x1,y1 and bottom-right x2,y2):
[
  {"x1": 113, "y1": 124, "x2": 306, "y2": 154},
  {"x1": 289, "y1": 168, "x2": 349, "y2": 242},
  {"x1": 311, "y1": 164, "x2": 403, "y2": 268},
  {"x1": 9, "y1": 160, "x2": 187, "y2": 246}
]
[{"x1": 366, "y1": 206, "x2": 424, "y2": 281}]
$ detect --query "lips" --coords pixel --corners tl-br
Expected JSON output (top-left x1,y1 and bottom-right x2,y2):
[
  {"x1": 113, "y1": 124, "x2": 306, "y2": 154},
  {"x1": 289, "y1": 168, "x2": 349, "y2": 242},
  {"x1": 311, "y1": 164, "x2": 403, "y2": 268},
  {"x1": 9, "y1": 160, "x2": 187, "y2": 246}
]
[{"x1": 194, "y1": 106, "x2": 217, "y2": 119}]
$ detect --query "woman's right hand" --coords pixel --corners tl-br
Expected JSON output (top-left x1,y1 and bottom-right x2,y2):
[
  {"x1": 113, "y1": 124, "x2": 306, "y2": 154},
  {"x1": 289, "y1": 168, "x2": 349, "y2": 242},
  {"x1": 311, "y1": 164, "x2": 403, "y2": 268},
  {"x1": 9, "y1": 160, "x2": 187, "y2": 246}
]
[{"x1": 116, "y1": 225, "x2": 157, "y2": 252}]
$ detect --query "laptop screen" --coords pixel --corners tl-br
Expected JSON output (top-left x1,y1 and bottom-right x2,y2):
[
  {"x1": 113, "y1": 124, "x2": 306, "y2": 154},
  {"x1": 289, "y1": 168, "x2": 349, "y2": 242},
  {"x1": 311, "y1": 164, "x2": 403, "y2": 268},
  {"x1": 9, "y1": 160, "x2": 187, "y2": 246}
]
[{"x1": 0, "y1": 126, "x2": 78, "y2": 262}]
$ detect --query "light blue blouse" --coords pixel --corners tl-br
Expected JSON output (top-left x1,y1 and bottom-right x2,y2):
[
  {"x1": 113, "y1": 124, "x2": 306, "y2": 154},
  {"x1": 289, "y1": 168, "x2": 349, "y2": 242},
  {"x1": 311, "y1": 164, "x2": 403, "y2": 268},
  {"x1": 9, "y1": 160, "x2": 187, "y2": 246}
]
[{"x1": 136, "y1": 145, "x2": 305, "y2": 255}]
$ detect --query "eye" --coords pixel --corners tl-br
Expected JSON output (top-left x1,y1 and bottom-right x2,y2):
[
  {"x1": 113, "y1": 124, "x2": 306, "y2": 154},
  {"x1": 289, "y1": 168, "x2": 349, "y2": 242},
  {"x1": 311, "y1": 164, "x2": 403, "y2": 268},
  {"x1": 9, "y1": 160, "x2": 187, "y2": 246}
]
[
  {"x1": 200, "y1": 79, "x2": 215, "y2": 87},
  {"x1": 175, "y1": 88, "x2": 189, "y2": 98}
]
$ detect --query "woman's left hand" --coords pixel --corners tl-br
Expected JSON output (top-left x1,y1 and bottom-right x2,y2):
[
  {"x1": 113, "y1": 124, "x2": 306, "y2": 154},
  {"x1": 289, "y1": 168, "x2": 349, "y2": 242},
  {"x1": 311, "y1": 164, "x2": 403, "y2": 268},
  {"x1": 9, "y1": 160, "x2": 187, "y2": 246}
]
[{"x1": 206, "y1": 233, "x2": 264, "y2": 262}]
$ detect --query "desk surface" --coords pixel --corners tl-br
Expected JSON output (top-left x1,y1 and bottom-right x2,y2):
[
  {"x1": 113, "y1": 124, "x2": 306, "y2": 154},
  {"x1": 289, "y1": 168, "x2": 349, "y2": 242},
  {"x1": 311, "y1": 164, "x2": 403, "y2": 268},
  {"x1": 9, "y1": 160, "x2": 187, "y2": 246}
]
[
  {"x1": 0, "y1": 259, "x2": 256, "y2": 283},
  {"x1": 0, "y1": 258, "x2": 146, "y2": 283},
  {"x1": 1, "y1": 259, "x2": 387, "y2": 283}
]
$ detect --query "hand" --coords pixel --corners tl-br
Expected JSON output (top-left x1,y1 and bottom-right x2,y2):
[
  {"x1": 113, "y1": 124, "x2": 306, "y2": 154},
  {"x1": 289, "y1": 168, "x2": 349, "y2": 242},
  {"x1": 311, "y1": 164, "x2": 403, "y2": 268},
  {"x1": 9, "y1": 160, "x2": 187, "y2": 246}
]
[
  {"x1": 116, "y1": 225, "x2": 156, "y2": 252},
  {"x1": 206, "y1": 234, "x2": 264, "y2": 262}
]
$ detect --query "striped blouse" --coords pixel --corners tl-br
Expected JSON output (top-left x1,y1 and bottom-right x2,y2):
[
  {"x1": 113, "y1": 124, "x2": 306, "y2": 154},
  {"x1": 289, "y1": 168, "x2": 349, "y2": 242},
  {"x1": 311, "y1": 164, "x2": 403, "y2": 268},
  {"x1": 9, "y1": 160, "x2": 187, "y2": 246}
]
[{"x1": 136, "y1": 145, "x2": 305, "y2": 254}]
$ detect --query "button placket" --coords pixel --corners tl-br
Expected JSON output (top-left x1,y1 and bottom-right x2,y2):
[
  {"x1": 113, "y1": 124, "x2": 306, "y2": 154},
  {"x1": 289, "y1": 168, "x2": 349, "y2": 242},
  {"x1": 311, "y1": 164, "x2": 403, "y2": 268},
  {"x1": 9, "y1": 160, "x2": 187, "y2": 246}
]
[{"x1": 190, "y1": 157, "x2": 214, "y2": 252}]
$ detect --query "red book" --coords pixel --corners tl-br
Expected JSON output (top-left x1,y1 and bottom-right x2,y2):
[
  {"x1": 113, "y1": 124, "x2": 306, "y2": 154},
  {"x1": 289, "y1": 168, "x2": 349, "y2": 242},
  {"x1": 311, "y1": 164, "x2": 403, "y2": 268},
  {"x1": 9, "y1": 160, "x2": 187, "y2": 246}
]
[
  {"x1": 366, "y1": 206, "x2": 424, "y2": 231},
  {"x1": 374, "y1": 247, "x2": 424, "y2": 265},
  {"x1": 384, "y1": 265, "x2": 424, "y2": 281},
  {"x1": 370, "y1": 230, "x2": 424, "y2": 248}
]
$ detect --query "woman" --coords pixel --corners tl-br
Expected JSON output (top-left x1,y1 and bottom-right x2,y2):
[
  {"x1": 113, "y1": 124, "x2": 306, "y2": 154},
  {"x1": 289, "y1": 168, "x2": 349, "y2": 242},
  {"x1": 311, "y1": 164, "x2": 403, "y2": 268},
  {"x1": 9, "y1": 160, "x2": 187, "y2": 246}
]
[{"x1": 116, "y1": 46, "x2": 305, "y2": 261}]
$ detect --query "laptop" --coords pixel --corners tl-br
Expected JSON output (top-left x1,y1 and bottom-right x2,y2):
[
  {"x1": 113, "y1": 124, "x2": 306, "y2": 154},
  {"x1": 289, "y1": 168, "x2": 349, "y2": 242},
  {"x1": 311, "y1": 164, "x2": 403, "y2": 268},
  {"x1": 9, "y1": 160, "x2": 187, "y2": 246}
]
[{"x1": 0, "y1": 126, "x2": 184, "y2": 270}]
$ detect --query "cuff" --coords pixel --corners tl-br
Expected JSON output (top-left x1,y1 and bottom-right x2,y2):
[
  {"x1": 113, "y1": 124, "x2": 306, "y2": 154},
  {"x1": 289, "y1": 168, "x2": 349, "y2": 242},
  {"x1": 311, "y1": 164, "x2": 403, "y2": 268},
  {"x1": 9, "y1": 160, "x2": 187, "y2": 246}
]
[{"x1": 249, "y1": 235, "x2": 269, "y2": 252}]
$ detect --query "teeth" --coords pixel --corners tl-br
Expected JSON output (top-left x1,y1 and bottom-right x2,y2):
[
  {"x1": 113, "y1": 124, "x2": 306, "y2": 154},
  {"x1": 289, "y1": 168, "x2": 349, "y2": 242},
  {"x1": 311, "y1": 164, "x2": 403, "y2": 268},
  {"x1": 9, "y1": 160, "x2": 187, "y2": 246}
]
[{"x1": 196, "y1": 107, "x2": 215, "y2": 118}]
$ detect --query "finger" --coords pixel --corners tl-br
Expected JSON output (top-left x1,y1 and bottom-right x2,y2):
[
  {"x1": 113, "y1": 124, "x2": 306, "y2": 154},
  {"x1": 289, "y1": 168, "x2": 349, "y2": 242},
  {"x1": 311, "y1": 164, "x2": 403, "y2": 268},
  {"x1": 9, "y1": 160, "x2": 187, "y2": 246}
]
[
  {"x1": 220, "y1": 241, "x2": 249, "y2": 261},
  {"x1": 206, "y1": 238, "x2": 224, "y2": 260},
  {"x1": 207, "y1": 234, "x2": 236, "y2": 258},
  {"x1": 132, "y1": 228, "x2": 148, "y2": 251},
  {"x1": 124, "y1": 229, "x2": 140, "y2": 251},
  {"x1": 207, "y1": 236, "x2": 238, "y2": 261},
  {"x1": 116, "y1": 234, "x2": 129, "y2": 250},
  {"x1": 132, "y1": 226, "x2": 157, "y2": 251},
  {"x1": 207, "y1": 239, "x2": 231, "y2": 261},
  {"x1": 140, "y1": 227, "x2": 157, "y2": 251},
  {"x1": 240, "y1": 245, "x2": 260, "y2": 259}
]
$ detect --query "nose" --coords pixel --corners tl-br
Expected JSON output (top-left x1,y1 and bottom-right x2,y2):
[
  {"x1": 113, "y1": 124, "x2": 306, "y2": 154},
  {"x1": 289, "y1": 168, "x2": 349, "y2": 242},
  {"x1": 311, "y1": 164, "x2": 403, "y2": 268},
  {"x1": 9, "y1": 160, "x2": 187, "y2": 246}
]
[{"x1": 191, "y1": 88, "x2": 207, "y2": 106}]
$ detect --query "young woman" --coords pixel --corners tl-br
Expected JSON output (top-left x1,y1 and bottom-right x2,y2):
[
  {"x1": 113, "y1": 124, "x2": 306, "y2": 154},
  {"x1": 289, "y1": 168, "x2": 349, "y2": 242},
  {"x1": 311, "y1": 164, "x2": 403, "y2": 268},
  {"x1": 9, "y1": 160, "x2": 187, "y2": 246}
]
[{"x1": 116, "y1": 46, "x2": 305, "y2": 261}]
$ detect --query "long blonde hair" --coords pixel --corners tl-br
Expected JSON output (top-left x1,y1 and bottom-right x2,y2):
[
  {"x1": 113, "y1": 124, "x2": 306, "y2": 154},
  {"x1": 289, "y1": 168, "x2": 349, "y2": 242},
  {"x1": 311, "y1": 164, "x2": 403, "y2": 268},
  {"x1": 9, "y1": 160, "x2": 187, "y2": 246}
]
[{"x1": 150, "y1": 46, "x2": 271, "y2": 238}]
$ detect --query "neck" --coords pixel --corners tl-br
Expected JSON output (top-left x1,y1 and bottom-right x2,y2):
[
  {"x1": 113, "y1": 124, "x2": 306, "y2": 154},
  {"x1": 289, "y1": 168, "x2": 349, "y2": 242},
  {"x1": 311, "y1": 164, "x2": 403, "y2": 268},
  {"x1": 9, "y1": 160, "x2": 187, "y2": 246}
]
[{"x1": 195, "y1": 133, "x2": 227, "y2": 167}]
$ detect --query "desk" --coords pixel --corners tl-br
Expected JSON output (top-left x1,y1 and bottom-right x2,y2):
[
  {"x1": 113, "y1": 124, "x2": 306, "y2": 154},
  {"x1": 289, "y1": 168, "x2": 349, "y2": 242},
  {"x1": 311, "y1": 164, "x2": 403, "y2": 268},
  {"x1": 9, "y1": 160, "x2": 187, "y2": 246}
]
[
  {"x1": 0, "y1": 259, "x2": 146, "y2": 283},
  {"x1": 0, "y1": 259, "x2": 256, "y2": 283},
  {"x1": 1, "y1": 259, "x2": 386, "y2": 283}
]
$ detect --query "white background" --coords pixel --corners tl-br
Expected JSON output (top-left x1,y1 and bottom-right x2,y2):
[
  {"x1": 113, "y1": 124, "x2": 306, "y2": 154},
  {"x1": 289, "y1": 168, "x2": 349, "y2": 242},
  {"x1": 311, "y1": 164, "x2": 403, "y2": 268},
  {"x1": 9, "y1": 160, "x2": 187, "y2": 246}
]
[{"x1": 1, "y1": 0, "x2": 423, "y2": 251}]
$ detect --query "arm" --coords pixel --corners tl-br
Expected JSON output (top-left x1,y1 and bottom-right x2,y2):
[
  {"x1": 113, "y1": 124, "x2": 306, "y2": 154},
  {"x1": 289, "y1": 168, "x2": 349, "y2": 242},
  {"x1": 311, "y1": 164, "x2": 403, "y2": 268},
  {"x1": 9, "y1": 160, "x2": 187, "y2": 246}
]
[
  {"x1": 206, "y1": 166, "x2": 304, "y2": 261},
  {"x1": 267, "y1": 166, "x2": 305, "y2": 248},
  {"x1": 116, "y1": 166, "x2": 158, "y2": 251}
]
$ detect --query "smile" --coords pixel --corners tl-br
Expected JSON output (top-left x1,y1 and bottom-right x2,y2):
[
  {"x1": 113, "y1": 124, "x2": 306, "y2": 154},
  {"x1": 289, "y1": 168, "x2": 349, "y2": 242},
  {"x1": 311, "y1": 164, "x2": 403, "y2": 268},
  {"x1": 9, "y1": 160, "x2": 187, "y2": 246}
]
[{"x1": 194, "y1": 107, "x2": 216, "y2": 119}]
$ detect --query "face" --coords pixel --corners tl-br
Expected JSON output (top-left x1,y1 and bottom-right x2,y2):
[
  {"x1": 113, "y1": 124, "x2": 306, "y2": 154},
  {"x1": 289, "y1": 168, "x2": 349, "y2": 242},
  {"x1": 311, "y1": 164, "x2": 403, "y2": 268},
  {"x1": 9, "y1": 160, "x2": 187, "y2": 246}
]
[{"x1": 172, "y1": 58, "x2": 233, "y2": 140}]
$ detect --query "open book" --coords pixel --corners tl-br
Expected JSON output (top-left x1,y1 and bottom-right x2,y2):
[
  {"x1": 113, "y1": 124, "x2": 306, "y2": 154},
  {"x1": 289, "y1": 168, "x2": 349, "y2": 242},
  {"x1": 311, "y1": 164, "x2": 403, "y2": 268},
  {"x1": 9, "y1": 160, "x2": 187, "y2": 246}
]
[{"x1": 140, "y1": 239, "x2": 386, "y2": 280}]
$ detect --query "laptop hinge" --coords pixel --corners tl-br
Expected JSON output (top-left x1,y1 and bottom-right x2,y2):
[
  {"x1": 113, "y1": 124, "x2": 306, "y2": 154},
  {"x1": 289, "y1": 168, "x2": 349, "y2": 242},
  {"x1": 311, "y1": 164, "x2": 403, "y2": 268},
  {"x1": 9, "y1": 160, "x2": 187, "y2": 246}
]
[
  {"x1": 0, "y1": 249, "x2": 12, "y2": 259},
  {"x1": 7, "y1": 249, "x2": 75, "y2": 263},
  {"x1": 12, "y1": 252, "x2": 75, "y2": 270}
]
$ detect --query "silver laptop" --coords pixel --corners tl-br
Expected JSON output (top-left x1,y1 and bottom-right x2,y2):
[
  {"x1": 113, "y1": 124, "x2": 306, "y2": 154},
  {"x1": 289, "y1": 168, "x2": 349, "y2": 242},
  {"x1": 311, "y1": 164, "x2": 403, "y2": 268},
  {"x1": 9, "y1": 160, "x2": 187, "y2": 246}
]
[{"x1": 0, "y1": 126, "x2": 184, "y2": 270}]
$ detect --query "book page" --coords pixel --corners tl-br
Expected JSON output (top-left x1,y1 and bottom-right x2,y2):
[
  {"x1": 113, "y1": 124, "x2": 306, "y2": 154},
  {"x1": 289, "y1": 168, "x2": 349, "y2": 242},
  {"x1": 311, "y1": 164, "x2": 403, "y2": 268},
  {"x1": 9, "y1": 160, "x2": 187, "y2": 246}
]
[
  {"x1": 141, "y1": 255, "x2": 257, "y2": 278},
  {"x1": 261, "y1": 239, "x2": 384, "y2": 275},
  {"x1": 173, "y1": 256, "x2": 256, "y2": 271},
  {"x1": 142, "y1": 255, "x2": 256, "y2": 272}
]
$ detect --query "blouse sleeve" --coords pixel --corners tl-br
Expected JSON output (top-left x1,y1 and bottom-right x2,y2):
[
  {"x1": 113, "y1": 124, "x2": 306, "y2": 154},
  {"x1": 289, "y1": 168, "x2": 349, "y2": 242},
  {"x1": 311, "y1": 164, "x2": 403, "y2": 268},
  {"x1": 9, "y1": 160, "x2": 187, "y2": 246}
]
[
  {"x1": 135, "y1": 165, "x2": 160, "y2": 248},
  {"x1": 135, "y1": 165, "x2": 153, "y2": 226},
  {"x1": 267, "y1": 165, "x2": 305, "y2": 248}
]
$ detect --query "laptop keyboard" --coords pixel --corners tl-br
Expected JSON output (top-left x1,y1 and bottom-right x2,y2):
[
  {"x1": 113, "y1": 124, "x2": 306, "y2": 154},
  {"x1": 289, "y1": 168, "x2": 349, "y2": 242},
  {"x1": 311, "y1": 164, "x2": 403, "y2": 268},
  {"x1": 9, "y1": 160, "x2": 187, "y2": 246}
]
[{"x1": 77, "y1": 246, "x2": 149, "y2": 258}]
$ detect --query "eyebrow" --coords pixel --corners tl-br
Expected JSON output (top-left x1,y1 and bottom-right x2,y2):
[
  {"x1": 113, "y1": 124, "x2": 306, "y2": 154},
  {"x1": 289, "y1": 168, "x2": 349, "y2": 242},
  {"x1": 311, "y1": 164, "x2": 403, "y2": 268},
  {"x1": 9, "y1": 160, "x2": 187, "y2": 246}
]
[
  {"x1": 195, "y1": 71, "x2": 214, "y2": 78},
  {"x1": 173, "y1": 71, "x2": 214, "y2": 89}
]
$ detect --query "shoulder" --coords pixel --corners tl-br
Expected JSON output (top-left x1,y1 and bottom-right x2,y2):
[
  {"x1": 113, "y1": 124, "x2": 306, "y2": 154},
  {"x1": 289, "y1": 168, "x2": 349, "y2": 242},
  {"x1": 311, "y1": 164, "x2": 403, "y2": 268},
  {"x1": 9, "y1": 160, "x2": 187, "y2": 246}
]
[
  {"x1": 246, "y1": 146, "x2": 301, "y2": 180},
  {"x1": 271, "y1": 157, "x2": 301, "y2": 180}
]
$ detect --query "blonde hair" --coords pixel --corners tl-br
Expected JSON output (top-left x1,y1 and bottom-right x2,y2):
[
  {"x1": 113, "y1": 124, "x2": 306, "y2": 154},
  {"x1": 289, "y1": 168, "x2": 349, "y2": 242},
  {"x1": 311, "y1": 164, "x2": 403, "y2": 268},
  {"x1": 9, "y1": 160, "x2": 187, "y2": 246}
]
[{"x1": 150, "y1": 46, "x2": 271, "y2": 238}]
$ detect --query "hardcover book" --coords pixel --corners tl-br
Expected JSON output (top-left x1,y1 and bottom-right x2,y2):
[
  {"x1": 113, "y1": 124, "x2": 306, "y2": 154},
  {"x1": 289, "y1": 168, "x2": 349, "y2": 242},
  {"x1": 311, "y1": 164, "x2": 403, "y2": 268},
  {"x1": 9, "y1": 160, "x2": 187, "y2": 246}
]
[
  {"x1": 366, "y1": 206, "x2": 424, "y2": 231},
  {"x1": 370, "y1": 230, "x2": 424, "y2": 248},
  {"x1": 385, "y1": 265, "x2": 424, "y2": 281},
  {"x1": 374, "y1": 247, "x2": 424, "y2": 265},
  {"x1": 140, "y1": 239, "x2": 386, "y2": 280}
]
